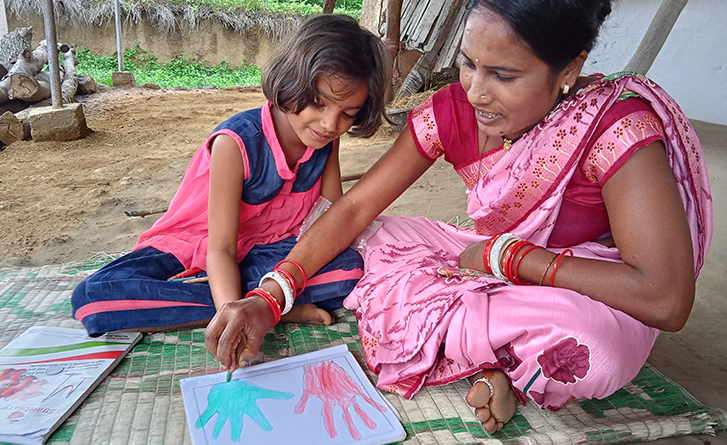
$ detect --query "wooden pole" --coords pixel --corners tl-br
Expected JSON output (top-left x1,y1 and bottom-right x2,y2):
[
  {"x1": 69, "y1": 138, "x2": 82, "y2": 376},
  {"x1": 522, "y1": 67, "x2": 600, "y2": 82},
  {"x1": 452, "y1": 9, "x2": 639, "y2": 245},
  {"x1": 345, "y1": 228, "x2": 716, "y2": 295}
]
[
  {"x1": 0, "y1": 0, "x2": 9, "y2": 36},
  {"x1": 322, "y1": 0, "x2": 336, "y2": 14},
  {"x1": 624, "y1": 0, "x2": 688, "y2": 75},
  {"x1": 41, "y1": 0, "x2": 62, "y2": 108},
  {"x1": 384, "y1": 0, "x2": 403, "y2": 103},
  {"x1": 115, "y1": 0, "x2": 124, "y2": 71}
]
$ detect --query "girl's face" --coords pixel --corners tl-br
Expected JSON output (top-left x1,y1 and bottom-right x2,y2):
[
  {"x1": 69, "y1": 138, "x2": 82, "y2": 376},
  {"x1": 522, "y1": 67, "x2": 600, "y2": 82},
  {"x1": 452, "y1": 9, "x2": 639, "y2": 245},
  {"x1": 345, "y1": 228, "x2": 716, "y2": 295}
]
[
  {"x1": 459, "y1": 8, "x2": 575, "y2": 141},
  {"x1": 285, "y1": 75, "x2": 368, "y2": 149}
]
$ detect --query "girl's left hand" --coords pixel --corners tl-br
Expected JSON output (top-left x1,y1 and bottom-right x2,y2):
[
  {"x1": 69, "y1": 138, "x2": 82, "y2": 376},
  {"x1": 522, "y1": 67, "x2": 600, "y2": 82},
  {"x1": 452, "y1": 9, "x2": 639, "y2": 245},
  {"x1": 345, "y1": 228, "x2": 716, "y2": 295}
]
[
  {"x1": 459, "y1": 240, "x2": 487, "y2": 271},
  {"x1": 204, "y1": 296, "x2": 275, "y2": 372}
]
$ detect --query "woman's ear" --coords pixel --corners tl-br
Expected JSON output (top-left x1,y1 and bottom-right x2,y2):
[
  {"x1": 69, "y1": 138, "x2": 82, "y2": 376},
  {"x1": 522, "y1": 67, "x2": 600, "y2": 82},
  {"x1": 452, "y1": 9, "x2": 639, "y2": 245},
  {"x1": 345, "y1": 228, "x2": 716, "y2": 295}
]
[{"x1": 561, "y1": 50, "x2": 588, "y2": 92}]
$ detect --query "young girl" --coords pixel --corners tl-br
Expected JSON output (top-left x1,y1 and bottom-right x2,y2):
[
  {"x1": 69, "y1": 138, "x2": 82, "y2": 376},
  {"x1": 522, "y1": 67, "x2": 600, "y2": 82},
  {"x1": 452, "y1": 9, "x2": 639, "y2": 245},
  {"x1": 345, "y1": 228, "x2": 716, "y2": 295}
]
[{"x1": 71, "y1": 14, "x2": 387, "y2": 337}]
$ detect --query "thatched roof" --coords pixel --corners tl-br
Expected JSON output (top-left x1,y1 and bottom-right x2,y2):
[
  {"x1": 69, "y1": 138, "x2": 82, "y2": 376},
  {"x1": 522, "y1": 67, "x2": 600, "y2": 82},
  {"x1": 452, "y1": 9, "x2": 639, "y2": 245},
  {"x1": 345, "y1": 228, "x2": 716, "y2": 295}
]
[{"x1": 5, "y1": 0, "x2": 305, "y2": 40}]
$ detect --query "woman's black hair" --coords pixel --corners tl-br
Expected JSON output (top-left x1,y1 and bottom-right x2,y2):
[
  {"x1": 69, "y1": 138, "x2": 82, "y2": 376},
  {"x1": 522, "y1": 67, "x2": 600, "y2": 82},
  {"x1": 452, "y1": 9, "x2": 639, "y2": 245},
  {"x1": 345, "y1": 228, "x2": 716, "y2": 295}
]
[
  {"x1": 262, "y1": 14, "x2": 387, "y2": 138},
  {"x1": 465, "y1": 0, "x2": 612, "y2": 72}
]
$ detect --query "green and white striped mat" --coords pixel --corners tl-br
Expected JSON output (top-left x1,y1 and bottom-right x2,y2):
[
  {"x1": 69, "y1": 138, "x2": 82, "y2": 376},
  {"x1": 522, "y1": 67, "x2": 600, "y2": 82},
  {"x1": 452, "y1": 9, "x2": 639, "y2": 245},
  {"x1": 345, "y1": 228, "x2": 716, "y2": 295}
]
[{"x1": 1, "y1": 259, "x2": 725, "y2": 445}]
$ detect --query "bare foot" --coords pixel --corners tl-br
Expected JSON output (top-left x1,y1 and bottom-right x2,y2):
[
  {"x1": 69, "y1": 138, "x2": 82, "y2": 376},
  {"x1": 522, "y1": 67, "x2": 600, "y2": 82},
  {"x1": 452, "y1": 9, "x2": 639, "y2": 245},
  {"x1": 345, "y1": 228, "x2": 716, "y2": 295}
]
[
  {"x1": 281, "y1": 303, "x2": 334, "y2": 325},
  {"x1": 465, "y1": 370, "x2": 517, "y2": 434}
]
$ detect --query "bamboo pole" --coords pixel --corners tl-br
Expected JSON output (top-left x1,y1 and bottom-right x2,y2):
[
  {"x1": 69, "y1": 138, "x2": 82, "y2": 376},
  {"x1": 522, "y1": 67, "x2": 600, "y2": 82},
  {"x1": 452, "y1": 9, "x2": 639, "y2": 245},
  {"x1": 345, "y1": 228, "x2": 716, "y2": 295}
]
[
  {"x1": 384, "y1": 0, "x2": 403, "y2": 103},
  {"x1": 115, "y1": 0, "x2": 124, "y2": 71},
  {"x1": 322, "y1": 0, "x2": 336, "y2": 14},
  {"x1": 624, "y1": 0, "x2": 688, "y2": 75},
  {"x1": 41, "y1": 0, "x2": 62, "y2": 108}
]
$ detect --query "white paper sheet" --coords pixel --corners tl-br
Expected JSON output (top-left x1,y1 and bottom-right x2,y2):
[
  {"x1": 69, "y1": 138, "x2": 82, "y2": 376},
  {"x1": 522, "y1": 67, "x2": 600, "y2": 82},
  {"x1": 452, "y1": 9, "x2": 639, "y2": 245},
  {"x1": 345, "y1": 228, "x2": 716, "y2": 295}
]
[{"x1": 180, "y1": 344, "x2": 405, "y2": 445}]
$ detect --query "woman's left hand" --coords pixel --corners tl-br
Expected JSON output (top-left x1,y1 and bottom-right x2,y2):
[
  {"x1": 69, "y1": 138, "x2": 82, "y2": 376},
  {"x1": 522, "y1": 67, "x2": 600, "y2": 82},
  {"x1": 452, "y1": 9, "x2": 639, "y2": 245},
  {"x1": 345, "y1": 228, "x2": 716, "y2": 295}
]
[{"x1": 459, "y1": 240, "x2": 487, "y2": 271}]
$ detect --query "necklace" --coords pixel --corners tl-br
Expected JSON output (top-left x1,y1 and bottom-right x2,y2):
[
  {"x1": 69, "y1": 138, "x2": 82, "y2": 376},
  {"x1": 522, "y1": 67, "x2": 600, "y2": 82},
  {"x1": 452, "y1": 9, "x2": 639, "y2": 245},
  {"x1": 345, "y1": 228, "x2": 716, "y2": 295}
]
[
  {"x1": 501, "y1": 134, "x2": 524, "y2": 152},
  {"x1": 479, "y1": 134, "x2": 489, "y2": 155}
]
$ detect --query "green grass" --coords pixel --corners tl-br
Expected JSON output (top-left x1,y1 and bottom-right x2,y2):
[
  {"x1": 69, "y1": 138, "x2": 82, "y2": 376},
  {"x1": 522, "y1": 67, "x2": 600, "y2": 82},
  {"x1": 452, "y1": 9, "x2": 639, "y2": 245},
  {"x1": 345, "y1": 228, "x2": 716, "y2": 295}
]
[
  {"x1": 76, "y1": 45, "x2": 262, "y2": 89},
  {"x1": 120, "y1": 0, "x2": 362, "y2": 18}
]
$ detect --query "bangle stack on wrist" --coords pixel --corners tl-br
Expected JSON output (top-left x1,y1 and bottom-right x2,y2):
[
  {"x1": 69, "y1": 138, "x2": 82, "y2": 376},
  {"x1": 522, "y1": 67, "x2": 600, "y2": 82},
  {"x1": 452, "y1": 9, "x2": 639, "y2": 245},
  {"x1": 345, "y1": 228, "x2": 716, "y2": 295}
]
[
  {"x1": 482, "y1": 233, "x2": 560, "y2": 285},
  {"x1": 245, "y1": 288, "x2": 281, "y2": 325},
  {"x1": 260, "y1": 271, "x2": 295, "y2": 316},
  {"x1": 256, "y1": 259, "x2": 309, "y2": 318}
]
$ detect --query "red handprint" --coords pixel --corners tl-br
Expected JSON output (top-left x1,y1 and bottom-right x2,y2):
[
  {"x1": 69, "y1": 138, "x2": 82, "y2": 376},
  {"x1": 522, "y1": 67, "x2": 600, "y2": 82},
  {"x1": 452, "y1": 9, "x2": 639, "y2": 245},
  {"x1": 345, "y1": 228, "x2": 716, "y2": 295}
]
[
  {"x1": 0, "y1": 368, "x2": 46, "y2": 400},
  {"x1": 295, "y1": 361, "x2": 387, "y2": 440}
]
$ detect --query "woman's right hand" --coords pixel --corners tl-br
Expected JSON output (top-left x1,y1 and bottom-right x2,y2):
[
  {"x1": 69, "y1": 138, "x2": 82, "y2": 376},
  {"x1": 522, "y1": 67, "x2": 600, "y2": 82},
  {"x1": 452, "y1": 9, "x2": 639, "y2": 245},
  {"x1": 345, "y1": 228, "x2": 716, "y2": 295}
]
[
  {"x1": 204, "y1": 295, "x2": 275, "y2": 372},
  {"x1": 459, "y1": 240, "x2": 487, "y2": 271}
]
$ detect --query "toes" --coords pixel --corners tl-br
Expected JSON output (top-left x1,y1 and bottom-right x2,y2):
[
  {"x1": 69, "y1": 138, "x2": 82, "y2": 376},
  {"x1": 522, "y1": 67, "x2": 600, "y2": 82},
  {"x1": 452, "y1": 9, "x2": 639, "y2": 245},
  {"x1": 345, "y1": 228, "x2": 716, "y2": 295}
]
[
  {"x1": 474, "y1": 405, "x2": 491, "y2": 423},
  {"x1": 474, "y1": 406, "x2": 501, "y2": 434},
  {"x1": 466, "y1": 379, "x2": 493, "y2": 408},
  {"x1": 483, "y1": 416, "x2": 498, "y2": 434}
]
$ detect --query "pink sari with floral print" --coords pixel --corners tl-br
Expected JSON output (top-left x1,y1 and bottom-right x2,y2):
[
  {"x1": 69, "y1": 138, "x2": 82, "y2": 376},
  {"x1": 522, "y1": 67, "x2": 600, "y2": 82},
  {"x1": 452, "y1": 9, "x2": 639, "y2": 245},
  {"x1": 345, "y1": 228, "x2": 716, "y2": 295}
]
[{"x1": 342, "y1": 74, "x2": 713, "y2": 409}]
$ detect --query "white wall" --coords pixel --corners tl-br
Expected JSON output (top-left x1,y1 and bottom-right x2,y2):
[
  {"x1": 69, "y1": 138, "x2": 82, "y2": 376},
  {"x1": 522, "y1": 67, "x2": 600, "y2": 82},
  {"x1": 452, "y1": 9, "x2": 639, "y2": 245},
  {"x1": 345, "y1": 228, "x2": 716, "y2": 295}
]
[{"x1": 583, "y1": 0, "x2": 727, "y2": 125}]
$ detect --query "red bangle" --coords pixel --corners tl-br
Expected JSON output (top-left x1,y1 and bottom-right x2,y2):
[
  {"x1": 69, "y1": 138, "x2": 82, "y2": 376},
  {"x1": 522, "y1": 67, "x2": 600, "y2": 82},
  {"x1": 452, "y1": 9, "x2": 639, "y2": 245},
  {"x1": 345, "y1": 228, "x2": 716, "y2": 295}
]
[
  {"x1": 482, "y1": 235, "x2": 499, "y2": 275},
  {"x1": 502, "y1": 240, "x2": 528, "y2": 282},
  {"x1": 512, "y1": 244, "x2": 539, "y2": 285},
  {"x1": 274, "y1": 267, "x2": 298, "y2": 297},
  {"x1": 276, "y1": 259, "x2": 307, "y2": 294},
  {"x1": 246, "y1": 288, "x2": 281, "y2": 325},
  {"x1": 549, "y1": 249, "x2": 573, "y2": 287}
]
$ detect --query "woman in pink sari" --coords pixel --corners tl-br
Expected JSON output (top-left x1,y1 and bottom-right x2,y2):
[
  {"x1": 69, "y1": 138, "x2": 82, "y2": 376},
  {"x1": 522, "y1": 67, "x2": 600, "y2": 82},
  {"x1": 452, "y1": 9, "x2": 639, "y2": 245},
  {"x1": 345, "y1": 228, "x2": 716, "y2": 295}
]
[{"x1": 205, "y1": 0, "x2": 713, "y2": 434}]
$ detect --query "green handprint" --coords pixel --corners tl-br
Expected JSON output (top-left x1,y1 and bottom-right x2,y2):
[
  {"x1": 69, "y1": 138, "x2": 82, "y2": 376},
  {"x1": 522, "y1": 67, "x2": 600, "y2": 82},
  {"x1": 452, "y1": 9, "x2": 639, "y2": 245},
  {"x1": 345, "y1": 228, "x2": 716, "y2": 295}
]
[{"x1": 196, "y1": 379, "x2": 294, "y2": 441}]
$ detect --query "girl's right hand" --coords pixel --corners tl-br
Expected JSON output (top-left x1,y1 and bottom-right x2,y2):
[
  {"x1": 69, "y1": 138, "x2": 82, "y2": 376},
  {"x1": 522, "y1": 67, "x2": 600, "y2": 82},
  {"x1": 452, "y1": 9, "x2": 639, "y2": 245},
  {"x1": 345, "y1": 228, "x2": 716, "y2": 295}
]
[{"x1": 204, "y1": 295, "x2": 275, "y2": 372}]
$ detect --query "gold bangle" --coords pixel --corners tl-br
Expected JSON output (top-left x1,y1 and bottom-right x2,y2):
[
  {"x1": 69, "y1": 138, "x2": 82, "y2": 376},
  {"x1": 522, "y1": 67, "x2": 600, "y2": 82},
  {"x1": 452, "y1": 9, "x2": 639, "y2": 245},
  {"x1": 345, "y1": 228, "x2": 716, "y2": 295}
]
[{"x1": 538, "y1": 254, "x2": 557, "y2": 286}]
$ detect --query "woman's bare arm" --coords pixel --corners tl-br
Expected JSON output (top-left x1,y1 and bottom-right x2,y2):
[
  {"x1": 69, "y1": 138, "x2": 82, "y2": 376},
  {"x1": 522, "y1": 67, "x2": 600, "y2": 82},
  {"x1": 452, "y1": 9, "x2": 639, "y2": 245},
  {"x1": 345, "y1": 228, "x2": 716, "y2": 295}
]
[
  {"x1": 205, "y1": 127, "x2": 436, "y2": 368},
  {"x1": 461, "y1": 141, "x2": 695, "y2": 331}
]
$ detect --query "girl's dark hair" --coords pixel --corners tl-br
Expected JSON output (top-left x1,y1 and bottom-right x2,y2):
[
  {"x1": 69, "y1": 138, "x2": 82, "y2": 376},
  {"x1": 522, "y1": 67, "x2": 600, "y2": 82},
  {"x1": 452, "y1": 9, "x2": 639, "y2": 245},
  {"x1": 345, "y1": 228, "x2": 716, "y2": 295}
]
[
  {"x1": 465, "y1": 0, "x2": 612, "y2": 72},
  {"x1": 262, "y1": 14, "x2": 387, "y2": 138}
]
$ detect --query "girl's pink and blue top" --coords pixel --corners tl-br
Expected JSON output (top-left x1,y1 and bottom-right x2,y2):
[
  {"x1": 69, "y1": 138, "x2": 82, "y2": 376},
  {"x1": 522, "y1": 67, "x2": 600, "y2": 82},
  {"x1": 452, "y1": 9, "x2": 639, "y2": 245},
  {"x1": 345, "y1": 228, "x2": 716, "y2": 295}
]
[{"x1": 134, "y1": 101, "x2": 332, "y2": 272}]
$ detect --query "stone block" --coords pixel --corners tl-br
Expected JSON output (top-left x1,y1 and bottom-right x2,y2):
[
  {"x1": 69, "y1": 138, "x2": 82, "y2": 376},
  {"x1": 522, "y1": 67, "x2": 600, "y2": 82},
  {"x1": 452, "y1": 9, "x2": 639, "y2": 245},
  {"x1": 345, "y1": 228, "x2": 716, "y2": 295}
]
[
  {"x1": 112, "y1": 71, "x2": 136, "y2": 87},
  {"x1": 27, "y1": 103, "x2": 89, "y2": 142}
]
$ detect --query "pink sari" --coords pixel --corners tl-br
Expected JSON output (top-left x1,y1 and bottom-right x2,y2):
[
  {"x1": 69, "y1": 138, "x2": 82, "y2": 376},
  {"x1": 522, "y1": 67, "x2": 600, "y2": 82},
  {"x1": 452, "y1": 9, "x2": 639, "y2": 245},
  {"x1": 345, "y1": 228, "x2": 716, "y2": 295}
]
[{"x1": 342, "y1": 74, "x2": 713, "y2": 409}]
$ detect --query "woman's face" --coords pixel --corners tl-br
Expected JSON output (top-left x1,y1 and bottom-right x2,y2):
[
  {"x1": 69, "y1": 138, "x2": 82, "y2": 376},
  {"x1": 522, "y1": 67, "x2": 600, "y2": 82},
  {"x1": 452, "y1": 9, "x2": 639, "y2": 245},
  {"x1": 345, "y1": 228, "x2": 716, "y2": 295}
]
[{"x1": 459, "y1": 8, "x2": 570, "y2": 141}]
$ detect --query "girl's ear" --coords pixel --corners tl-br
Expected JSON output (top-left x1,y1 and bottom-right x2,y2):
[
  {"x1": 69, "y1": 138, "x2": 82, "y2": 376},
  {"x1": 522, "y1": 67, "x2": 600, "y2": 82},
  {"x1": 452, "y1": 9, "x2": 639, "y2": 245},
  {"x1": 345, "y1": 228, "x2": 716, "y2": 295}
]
[{"x1": 561, "y1": 50, "x2": 588, "y2": 91}]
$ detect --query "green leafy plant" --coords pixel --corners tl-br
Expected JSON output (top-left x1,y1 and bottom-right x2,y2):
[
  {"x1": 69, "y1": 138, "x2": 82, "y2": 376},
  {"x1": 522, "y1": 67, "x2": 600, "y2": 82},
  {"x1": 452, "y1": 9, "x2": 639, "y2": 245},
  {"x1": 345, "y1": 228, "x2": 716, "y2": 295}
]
[
  {"x1": 121, "y1": 0, "x2": 362, "y2": 17},
  {"x1": 76, "y1": 45, "x2": 262, "y2": 89}
]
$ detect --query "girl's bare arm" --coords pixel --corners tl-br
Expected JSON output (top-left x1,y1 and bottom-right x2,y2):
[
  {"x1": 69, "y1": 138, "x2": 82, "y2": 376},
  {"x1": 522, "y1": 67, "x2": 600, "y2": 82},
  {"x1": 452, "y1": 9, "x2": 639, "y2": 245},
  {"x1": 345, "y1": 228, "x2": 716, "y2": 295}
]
[
  {"x1": 206, "y1": 134, "x2": 246, "y2": 310},
  {"x1": 319, "y1": 138, "x2": 344, "y2": 203}
]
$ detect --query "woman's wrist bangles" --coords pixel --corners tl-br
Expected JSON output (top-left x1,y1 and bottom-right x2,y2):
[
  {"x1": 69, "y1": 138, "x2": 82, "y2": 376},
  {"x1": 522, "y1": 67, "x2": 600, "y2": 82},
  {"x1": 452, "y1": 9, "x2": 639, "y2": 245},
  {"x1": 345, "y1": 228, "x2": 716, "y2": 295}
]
[
  {"x1": 488, "y1": 233, "x2": 520, "y2": 281},
  {"x1": 256, "y1": 259, "x2": 309, "y2": 317},
  {"x1": 483, "y1": 233, "x2": 536, "y2": 284},
  {"x1": 482, "y1": 233, "x2": 571, "y2": 287},
  {"x1": 245, "y1": 287, "x2": 281, "y2": 325},
  {"x1": 549, "y1": 249, "x2": 573, "y2": 287},
  {"x1": 260, "y1": 271, "x2": 295, "y2": 316},
  {"x1": 276, "y1": 259, "x2": 307, "y2": 294}
]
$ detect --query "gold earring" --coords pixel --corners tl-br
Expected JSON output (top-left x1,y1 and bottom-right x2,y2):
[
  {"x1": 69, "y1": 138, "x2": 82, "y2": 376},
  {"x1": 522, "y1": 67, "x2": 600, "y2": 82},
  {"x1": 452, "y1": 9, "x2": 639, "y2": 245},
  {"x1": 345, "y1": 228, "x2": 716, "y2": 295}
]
[{"x1": 562, "y1": 84, "x2": 570, "y2": 94}]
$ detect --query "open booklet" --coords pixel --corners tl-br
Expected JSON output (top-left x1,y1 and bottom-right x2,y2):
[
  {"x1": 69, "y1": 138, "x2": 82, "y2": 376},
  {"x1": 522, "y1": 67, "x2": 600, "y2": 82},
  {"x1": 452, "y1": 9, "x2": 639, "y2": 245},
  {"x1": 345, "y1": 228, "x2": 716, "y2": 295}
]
[
  {"x1": 0, "y1": 326, "x2": 142, "y2": 445},
  {"x1": 181, "y1": 344, "x2": 406, "y2": 445}
]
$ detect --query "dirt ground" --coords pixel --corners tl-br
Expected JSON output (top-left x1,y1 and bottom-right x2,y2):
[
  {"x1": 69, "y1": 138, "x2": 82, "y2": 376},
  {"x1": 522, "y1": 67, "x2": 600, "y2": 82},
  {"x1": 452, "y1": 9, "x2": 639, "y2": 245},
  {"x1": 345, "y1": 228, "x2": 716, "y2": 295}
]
[{"x1": 0, "y1": 85, "x2": 468, "y2": 268}]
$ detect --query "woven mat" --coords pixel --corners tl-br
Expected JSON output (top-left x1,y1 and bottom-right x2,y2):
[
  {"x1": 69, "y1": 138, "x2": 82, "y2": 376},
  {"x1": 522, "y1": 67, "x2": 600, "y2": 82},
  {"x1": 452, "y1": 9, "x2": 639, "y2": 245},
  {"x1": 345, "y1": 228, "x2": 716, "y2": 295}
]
[{"x1": 1, "y1": 260, "x2": 726, "y2": 445}]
